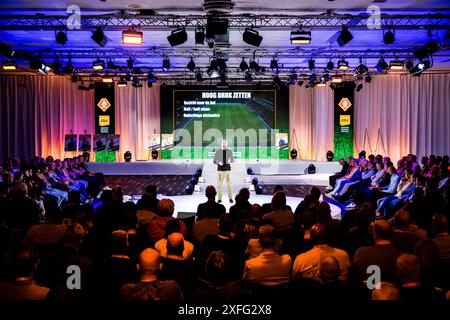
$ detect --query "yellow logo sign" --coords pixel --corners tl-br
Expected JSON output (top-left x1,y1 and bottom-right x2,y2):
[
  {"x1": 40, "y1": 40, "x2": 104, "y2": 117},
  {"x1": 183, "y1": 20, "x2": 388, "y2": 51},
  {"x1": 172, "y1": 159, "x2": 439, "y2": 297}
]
[
  {"x1": 99, "y1": 115, "x2": 110, "y2": 126},
  {"x1": 338, "y1": 97, "x2": 352, "y2": 112},
  {"x1": 97, "y1": 98, "x2": 111, "y2": 112},
  {"x1": 340, "y1": 115, "x2": 351, "y2": 126}
]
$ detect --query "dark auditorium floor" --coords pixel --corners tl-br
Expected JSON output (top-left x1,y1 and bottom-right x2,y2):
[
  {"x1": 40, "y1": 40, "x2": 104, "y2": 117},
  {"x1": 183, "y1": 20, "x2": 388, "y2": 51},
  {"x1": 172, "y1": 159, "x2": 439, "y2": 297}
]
[{"x1": 104, "y1": 175, "x2": 326, "y2": 198}]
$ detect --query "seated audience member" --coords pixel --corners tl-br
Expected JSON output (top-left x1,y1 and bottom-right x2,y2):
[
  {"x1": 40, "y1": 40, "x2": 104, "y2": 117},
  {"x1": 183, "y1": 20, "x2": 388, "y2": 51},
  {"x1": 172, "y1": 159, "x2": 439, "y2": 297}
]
[
  {"x1": 390, "y1": 210, "x2": 422, "y2": 253},
  {"x1": 414, "y1": 239, "x2": 441, "y2": 288},
  {"x1": 229, "y1": 188, "x2": 252, "y2": 222},
  {"x1": 196, "y1": 185, "x2": 225, "y2": 221},
  {"x1": 371, "y1": 282, "x2": 401, "y2": 301},
  {"x1": 246, "y1": 222, "x2": 283, "y2": 259},
  {"x1": 243, "y1": 224, "x2": 292, "y2": 286},
  {"x1": 262, "y1": 191, "x2": 295, "y2": 231},
  {"x1": 233, "y1": 203, "x2": 262, "y2": 247},
  {"x1": 136, "y1": 184, "x2": 160, "y2": 215},
  {"x1": 326, "y1": 158, "x2": 361, "y2": 198},
  {"x1": 432, "y1": 214, "x2": 450, "y2": 264},
  {"x1": 396, "y1": 253, "x2": 444, "y2": 301},
  {"x1": 4, "y1": 183, "x2": 41, "y2": 232},
  {"x1": 0, "y1": 246, "x2": 49, "y2": 300},
  {"x1": 345, "y1": 204, "x2": 374, "y2": 258},
  {"x1": 328, "y1": 158, "x2": 350, "y2": 190},
  {"x1": 136, "y1": 193, "x2": 158, "y2": 225},
  {"x1": 144, "y1": 199, "x2": 187, "y2": 244},
  {"x1": 35, "y1": 167, "x2": 69, "y2": 206},
  {"x1": 353, "y1": 220, "x2": 404, "y2": 284},
  {"x1": 202, "y1": 214, "x2": 244, "y2": 279},
  {"x1": 190, "y1": 251, "x2": 249, "y2": 302},
  {"x1": 292, "y1": 224, "x2": 350, "y2": 283},
  {"x1": 155, "y1": 219, "x2": 194, "y2": 260},
  {"x1": 376, "y1": 169, "x2": 415, "y2": 218},
  {"x1": 369, "y1": 166, "x2": 401, "y2": 203},
  {"x1": 261, "y1": 185, "x2": 285, "y2": 214},
  {"x1": 193, "y1": 205, "x2": 221, "y2": 245},
  {"x1": 295, "y1": 187, "x2": 321, "y2": 216},
  {"x1": 120, "y1": 248, "x2": 183, "y2": 301}
]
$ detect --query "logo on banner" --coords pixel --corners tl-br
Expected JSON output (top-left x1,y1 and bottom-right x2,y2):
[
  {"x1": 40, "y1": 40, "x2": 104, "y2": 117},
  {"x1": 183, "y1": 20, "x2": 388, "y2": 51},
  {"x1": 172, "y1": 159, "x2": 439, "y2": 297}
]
[
  {"x1": 340, "y1": 115, "x2": 351, "y2": 126},
  {"x1": 99, "y1": 115, "x2": 110, "y2": 126},
  {"x1": 97, "y1": 98, "x2": 111, "y2": 112},
  {"x1": 338, "y1": 97, "x2": 352, "y2": 112}
]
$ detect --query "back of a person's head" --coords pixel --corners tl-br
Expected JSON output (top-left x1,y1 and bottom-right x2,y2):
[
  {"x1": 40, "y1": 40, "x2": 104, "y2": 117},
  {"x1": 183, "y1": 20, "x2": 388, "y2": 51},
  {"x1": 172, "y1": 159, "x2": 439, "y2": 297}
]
[
  {"x1": 273, "y1": 185, "x2": 285, "y2": 195},
  {"x1": 258, "y1": 223, "x2": 277, "y2": 249},
  {"x1": 316, "y1": 202, "x2": 332, "y2": 224},
  {"x1": 164, "y1": 219, "x2": 181, "y2": 238},
  {"x1": 238, "y1": 188, "x2": 250, "y2": 201},
  {"x1": 372, "y1": 282, "x2": 401, "y2": 301},
  {"x1": 355, "y1": 205, "x2": 372, "y2": 228},
  {"x1": 396, "y1": 253, "x2": 420, "y2": 284},
  {"x1": 100, "y1": 189, "x2": 113, "y2": 205},
  {"x1": 158, "y1": 198, "x2": 175, "y2": 217},
  {"x1": 205, "y1": 185, "x2": 217, "y2": 199},
  {"x1": 250, "y1": 203, "x2": 263, "y2": 220},
  {"x1": 432, "y1": 213, "x2": 449, "y2": 235},
  {"x1": 373, "y1": 220, "x2": 392, "y2": 241},
  {"x1": 139, "y1": 248, "x2": 161, "y2": 276},
  {"x1": 271, "y1": 191, "x2": 287, "y2": 211},
  {"x1": 415, "y1": 239, "x2": 440, "y2": 269},
  {"x1": 393, "y1": 210, "x2": 411, "y2": 229},
  {"x1": 218, "y1": 214, "x2": 234, "y2": 234},
  {"x1": 13, "y1": 245, "x2": 38, "y2": 278},
  {"x1": 299, "y1": 210, "x2": 316, "y2": 230},
  {"x1": 137, "y1": 193, "x2": 157, "y2": 211},
  {"x1": 144, "y1": 184, "x2": 157, "y2": 196},
  {"x1": 319, "y1": 255, "x2": 341, "y2": 282},
  {"x1": 166, "y1": 232, "x2": 185, "y2": 257},
  {"x1": 309, "y1": 187, "x2": 321, "y2": 201},
  {"x1": 64, "y1": 223, "x2": 85, "y2": 246},
  {"x1": 112, "y1": 186, "x2": 123, "y2": 202},
  {"x1": 111, "y1": 230, "x2": 129, "y2": 254},
  {"x1": 44, "y1": 197, "x2": 62, "y2": 223},
  {"x1": 14, "y1": 182, "x2": 28, "y2": 197},
  {"x1": 310, "y1": 223, "x2": 327, "y2": 245},
  {"x1": 205, "y1": 250, "x2": 232, "y2": 285}
]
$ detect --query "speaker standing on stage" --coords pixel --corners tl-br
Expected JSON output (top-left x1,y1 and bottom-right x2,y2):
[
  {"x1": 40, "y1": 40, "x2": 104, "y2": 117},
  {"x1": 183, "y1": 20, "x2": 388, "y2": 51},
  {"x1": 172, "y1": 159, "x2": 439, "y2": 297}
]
[{"x1": 214, "y1": 140, "x2": 234, "y2": 203}]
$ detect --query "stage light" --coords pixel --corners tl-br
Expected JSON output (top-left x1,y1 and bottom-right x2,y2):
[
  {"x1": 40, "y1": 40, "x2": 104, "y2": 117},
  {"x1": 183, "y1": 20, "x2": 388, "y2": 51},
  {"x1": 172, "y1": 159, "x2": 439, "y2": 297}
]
[
  {"x1": 245, "y1": 71, "x2": 253, "y2": 82},
  {"x1": 0, "y1": 44, "x2": 15, "y2": 59},
  {"x1": 217, "y1": 58, "x2": 227, "y2": 73},
  {"x1": 195, "y1": 27, "x2": 205, "y2": 45},
  {"x1": 290, "y1": 149, "x2": 298, "y2": 159},
  {"x1": 102, "y1": 78, "x2": 113, "y2": 83},
  {"x1": 207, "y1": 59, "x2": 220, "y2": 78},
  {"x1": 91, "y1": 27, "x2": 107, "y2": 47},
  {"x1": 247, "y1": 167, "x2": 255, "y2": 175},
  {"x1": 331, "y1": 76, "x2": 342, "y2": 83},
  {"x1": 122, "y1": 30, "x2": 143, "y2": 45},
  {"x1": 308, "y1": 59, "x2": 315, "y2": 70},
  {"x1": 117, "y1": 77, "x2": 127, "y2": 87},
  {"x1": 240, "y1": 58, "x2": 249, "y2": 71},
  {"x1": 376, "y1": 58, "x2": 388, "y2": 72},
  {"x1": 187, "y1": 57, "x2": 196, "y2": 72},
  {"x1": 383, "y1": 30, "x2": 395, "y2": 45},
  {"x1": 356, "y1": 60, "x2": 368, "y2": 75},
  {"x1": 184, "y1": 184, "x2": 194, "y2": 195},
  {"x1": 414, "y1": 40, "x2": 439, "y2": 60},
  {"x1": 196, "y1": 167, "x2": 203, "y2": 176},
  {"x1": 131, "y1": 76, "x2": 142, "y2": 88},
  {"x1": 270, "y1": 57, "x2": 279, "y2": 70},
  {"x1": 243, "y1": 28, "x2": 263, "y2": 47},
  {"x1": 288, "y1": 72, "x2": 298, "y2": 85},
  {"x1": 307, "y1": 164, "x2": 317, "y2": 174},
  {"x1": 356, "y1": 83, "x2": 363, "y2": 92},
  {"x1": 326, "y1": 60, "x2": 334, "y2": 71},
  {"x1": 297, "y1": 80, "x2": 304, "y2": 87},
  {"x1": 167, "y1": 27, "x2": 188, "y2": 46},
  {"x1": 337, "y1": 26, "x2": 353, "y2": 47},
  {"x1": 162, "y1": 57, "x2": 170, "y2": 71},
  {"x1": 125, "y1": 59, "x2": 133, "y2": 70},
  {"x1": 2, "y1": 61, "x2": 17, "y2": 70},
  {"x1": 365, "y1": 74, "x2": 372, "y2": 83},
  {"x1": 195, "y1": 70, "x2": 203, "y2": 82},
  {"x1": 147, "y1": 73, "x2": 157, "y2": 86},
  {"x1": 249, "y1": 60, "x2": 261, "y2": 72},
  {"x1": 338, "y1": 59, "x2": 349, "y2": 70},
  {"x1": 124, "y1": 151, "x2": 132, "y2": 162},
  {"x1": 272, "y1": 75, "x2": 286, "y2": 90},
  {"x1": 326, "y1": 151, "x2": 334, "y2": 162},
  {"x1": 255, "y1": 184, "x2": 263, "y2": 195},
  {"x1": 190, "y1": 175, "x2": 199, "y2": 185},
  {"x1": 30, "y1": 59, "x2": 51, "y2": 75},
  {"x1": 92, "y1": 59, "x2": 105, "y2": 70},
  {"x1": 316, "y1": 82, "x2": 326, "y2": 87},
  {"x1": 389, "y1": 60, "x2": 404, "y2": 70},
  {"x1": 71, "y1": 73, "x2": 78, "y2": 82},
  {"x1": 88, "y1": 82, "x2": 95, "y2": 90},
  {"x1": 290, "y1": 30, "x2": 311, "y2": 44},
  {"x1": 56, "y1": 30, "x2": 67, "y2": 45},
  {"x1": 151, "y1": 149, "x2": 159, "y2": 160},
  {"x1": 252, "y1": 177, "x2": 259, "y2": 186}
]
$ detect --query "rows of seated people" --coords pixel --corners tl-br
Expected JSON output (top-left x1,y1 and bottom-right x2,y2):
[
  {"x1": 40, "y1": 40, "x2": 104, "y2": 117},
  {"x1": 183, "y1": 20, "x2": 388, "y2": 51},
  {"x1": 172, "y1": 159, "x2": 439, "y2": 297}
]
[{"x1": 0, "y1": 153, "x2": 449, "y2": 302}]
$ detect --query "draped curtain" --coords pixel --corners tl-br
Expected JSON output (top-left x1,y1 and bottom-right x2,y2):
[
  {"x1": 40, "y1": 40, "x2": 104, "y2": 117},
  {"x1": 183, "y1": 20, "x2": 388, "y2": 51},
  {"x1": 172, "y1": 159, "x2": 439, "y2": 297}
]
[{"x1": 1, "y1": 74, "x2": 450, "y2": 162}]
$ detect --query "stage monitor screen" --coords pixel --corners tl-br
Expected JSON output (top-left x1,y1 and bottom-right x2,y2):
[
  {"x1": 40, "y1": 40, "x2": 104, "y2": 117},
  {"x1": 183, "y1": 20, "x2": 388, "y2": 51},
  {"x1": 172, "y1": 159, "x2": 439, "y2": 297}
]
[{"x1": 160, "y1": 85, "x2": 289, "y2": 159}]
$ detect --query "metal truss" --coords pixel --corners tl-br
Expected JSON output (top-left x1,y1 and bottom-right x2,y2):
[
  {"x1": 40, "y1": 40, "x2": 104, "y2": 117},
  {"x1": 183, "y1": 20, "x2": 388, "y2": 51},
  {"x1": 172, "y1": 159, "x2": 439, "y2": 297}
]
[{"x1": 1, "y1": 12, "x2": 450, "y2": 30}]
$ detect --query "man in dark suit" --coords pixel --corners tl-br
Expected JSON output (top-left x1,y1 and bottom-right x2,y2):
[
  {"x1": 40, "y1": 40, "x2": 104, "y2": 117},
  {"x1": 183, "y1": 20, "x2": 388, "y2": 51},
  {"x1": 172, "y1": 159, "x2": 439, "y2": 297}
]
[{"x1": 327, "y1": 158, "x2": 350, "y2": 190}]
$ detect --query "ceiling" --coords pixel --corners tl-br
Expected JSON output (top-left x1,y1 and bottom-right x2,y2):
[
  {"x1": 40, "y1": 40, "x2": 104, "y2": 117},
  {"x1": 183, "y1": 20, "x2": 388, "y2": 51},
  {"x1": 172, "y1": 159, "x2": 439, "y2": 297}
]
[{"x1": 0, "y1": 0, "x2": 450, "y2": 81}]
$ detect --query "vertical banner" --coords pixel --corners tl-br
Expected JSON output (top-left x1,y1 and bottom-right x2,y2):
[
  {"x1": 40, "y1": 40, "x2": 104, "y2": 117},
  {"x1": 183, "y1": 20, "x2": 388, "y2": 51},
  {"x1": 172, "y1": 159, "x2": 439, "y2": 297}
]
[
  {"x1": 94, "y1": 82, "x2": 115, "y2": 162},
  {"x1": 333, "y1": 83, "x2": 354, "y2": 160}
]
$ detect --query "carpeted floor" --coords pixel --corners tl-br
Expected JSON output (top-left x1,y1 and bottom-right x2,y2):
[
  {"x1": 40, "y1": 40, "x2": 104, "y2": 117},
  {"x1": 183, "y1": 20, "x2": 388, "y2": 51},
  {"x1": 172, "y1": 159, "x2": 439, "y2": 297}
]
[{"x1": 104, "y1": 175, "x2": 327, "y2": 198}]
